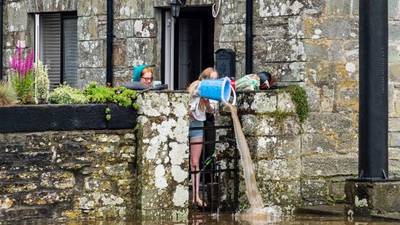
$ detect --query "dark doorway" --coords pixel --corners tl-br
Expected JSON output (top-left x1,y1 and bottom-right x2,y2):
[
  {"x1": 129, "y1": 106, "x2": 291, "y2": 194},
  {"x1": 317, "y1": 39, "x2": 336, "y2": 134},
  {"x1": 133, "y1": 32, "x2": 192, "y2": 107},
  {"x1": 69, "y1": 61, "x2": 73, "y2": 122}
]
[{"x1": 162, "y1": 7, "x2": 214, "y2": 90}]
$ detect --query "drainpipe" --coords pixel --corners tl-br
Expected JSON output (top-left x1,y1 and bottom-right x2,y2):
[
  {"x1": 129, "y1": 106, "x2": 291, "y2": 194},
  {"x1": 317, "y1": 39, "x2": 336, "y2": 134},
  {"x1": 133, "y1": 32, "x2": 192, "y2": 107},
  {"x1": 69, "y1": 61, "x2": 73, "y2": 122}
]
[
  {"x1": 0, "y1": 0, "x2": 3, "y2": 80},
  {"x1": 245, "y1": 0, "x2": 253, "y2": 74},
  {"x1": 106, "y1": 0, "x2": 113, "y2": 86},
  {"x1": 359, "y1": 0, "x2": 388, "y2": 180}
]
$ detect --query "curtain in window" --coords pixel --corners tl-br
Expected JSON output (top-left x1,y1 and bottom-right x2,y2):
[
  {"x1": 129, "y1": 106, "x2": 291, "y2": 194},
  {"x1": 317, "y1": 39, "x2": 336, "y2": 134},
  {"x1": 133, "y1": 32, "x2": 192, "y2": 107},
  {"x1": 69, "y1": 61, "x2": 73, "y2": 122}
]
[{"x1": 63, "y1": 18, "x2": 78, "y2": 87}]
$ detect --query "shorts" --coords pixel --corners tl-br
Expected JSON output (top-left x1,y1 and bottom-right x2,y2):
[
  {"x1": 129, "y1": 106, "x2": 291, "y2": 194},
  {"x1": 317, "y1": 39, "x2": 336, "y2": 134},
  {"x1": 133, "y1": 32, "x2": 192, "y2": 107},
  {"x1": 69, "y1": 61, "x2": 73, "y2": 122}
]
[{"x1": 189, "y1": 120, "x2": 204, "y2": 138}]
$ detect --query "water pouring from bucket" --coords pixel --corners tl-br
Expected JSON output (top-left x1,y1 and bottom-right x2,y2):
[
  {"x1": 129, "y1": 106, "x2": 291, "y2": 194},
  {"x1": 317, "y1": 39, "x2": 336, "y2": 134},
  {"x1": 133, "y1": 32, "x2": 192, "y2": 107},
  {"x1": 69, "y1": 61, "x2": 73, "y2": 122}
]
[
  {"x1": 197, "y1": 77, "x2": 236, "y2": 106},
  {"x1": 197, "y1": 77, "x2": 280, "y2": 221}
]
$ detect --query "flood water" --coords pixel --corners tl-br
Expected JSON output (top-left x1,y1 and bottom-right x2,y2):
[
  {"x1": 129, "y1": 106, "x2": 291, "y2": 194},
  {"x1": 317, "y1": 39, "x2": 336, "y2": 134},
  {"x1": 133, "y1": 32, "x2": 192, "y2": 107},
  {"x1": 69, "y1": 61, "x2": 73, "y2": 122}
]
[{"x1": 5, "y1": 214, "x2": 400, "y2": 225}]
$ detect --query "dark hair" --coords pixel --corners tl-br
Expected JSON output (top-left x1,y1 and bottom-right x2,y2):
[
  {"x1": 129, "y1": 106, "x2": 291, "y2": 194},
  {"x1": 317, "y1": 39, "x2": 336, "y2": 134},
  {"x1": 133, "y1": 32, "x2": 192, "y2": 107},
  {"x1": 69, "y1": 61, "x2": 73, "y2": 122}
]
[{"x1": 257, "y1": 71, "x2": 272, "y2": 84}]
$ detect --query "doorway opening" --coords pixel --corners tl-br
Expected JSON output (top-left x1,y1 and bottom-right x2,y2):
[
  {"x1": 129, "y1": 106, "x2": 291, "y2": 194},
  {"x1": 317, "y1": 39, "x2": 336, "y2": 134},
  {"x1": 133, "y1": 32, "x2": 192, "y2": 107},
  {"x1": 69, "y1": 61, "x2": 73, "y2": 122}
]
[{"x1": 162, "y1": 6, "x2": 214, "y2": 90}]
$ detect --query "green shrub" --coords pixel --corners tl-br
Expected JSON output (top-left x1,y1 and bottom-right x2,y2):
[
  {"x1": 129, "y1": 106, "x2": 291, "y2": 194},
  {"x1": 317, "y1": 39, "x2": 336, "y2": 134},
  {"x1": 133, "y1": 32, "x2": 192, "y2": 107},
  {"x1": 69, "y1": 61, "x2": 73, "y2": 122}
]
[
  {"x1": 84, "y1": 82, "x2": 138, "y2": 109},
  {"x1": 34, "y1": 60, "x2": 50, "y2": 104},
  {"x1": 83, "y1": 82, "x2": 115, "y2": 103},
  {"x1": 49, "y1": 84, "x2": 88, "y2": 104},
  {"x1": 0, "y1": 81, "x2": 18, "y2": 106}
]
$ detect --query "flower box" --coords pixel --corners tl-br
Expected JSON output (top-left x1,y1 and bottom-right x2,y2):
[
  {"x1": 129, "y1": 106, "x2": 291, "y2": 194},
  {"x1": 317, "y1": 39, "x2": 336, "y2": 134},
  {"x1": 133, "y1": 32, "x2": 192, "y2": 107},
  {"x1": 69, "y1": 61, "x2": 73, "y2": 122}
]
[{"x1": 0, "y1": 104, "x2": 137, "y2": 133}]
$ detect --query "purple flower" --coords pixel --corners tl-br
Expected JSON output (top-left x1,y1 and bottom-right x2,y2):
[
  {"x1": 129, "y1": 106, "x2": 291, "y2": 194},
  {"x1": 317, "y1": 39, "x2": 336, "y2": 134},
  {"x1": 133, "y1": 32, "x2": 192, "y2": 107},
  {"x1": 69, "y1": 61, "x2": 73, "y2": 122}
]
[{"x1": 10, "y1": 45, "x2": 34, "y2": 78}]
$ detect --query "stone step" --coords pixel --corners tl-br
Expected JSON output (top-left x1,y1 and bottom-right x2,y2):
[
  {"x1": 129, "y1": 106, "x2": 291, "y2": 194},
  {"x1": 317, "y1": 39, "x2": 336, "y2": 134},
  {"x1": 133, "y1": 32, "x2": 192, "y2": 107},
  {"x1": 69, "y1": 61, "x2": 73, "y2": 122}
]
[
  {"x1": 372, "y1": 212, "x2": 400, "y2": 221},
  {"x1": 295, "y1": 204, "x2": 345, "y2": 216}
]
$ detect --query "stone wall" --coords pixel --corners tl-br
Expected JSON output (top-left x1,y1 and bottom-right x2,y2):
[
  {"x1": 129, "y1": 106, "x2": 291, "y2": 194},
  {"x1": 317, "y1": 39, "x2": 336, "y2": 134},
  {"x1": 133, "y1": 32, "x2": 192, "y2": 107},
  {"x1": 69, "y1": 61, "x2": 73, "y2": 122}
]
[
  {"x1": 389, "y1": 0, "x2": 400, "y2": 177},
  {"x1": 216, "y1": 90, "x2": 302, "y2": 213},
  {"x1": 135, "y1": 91, "x2": 190, "y2": 220},
  {"x1": 2, "y1": 0, "x2": 400, "y2": 218},
  {"x1": 0, "y1": 130, "x2": 136, "y2": 221}
]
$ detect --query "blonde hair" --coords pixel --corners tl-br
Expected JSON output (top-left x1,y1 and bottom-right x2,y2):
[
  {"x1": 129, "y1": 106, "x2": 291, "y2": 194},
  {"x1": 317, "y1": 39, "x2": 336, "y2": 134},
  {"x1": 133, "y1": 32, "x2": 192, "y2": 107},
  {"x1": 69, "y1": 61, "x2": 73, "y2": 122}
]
[
  {"x1": 187, "y1": 67, "x2": 217, "y2": 97},
  {"x1": 141, "y1": 67, "x2": 153, "y2": 77}
]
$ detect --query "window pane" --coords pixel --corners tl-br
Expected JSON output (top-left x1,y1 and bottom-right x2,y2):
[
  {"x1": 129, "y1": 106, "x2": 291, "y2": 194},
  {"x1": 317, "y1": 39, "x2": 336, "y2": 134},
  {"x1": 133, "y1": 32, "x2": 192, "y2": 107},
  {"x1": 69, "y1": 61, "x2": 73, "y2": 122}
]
[
  {"x1": 63, "y1": 18, "x2": 78, "y2": 87},
  {"x1": 42, "y1": 14, "x2": 61, "y2": 89}
]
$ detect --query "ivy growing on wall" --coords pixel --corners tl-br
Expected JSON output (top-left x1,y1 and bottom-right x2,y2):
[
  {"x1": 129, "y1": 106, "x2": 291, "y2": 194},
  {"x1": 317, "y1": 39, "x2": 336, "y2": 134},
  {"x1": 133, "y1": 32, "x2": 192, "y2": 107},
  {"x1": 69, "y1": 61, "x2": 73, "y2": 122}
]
[{"x1": 284, "y1": 85, "x2": 309, "y2": 123}]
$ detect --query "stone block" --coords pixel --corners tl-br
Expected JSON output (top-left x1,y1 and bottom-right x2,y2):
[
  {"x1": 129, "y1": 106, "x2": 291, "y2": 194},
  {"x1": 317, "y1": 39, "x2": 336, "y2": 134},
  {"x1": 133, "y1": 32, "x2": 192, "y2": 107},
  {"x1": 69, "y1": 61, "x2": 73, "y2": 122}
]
[
  {"x1": 255, "y1": 62, "x2": 305, "y2": 83},
  {"x1": 389, "y1": 84, "x2": 400, "y2": 117},
  {"x1": 302, "y1": 154, "x2": 358, "y2": 177},
  {"x1": 84, "y1": 177, "x2": 113, "y2": 192},
  {"x1": 126, "y1": 37, "x2": 155, "y2": 67},
  {"x1": 277, "y1": 92, "x2": 295, "y2": 113},
  {"x1": 389, "y1": 63, "x2": 400, "y2": 83},
  {"x1": 133, "y1": 19, "x2": 156, "y2": 38},
  {"x1": 390, "y1": 118, "x2": 400, "y2": 132},
  {"x1": 303, "y1": 16, "x2": 358, "y2": 40},
  {"x1": 389, "y1": 41, "x2": 400, "y2": 64},
  {"x1": 130, "y1": 0, "x2": 155, "y2": 19},
  {"x1": 390, "y1": 133, "x2": 400, "y2": 147},
  {"x1": 114, "y1": 20, "x2": 134, "y2": 39},
  {"x1": 77, "y1": 68, "x2": 106, "y2": 89},
  {"x1": 247, "y1": 136, "x2": 278, "y2": 159},
  {"x1": 78, "y1": 40, "x2": 104, "y2": 68},
  {"x1": 78, "y1": 16, "x2": 100, "y2": 41},
  {"x1": 6, "y1": 1, "x2": 28, "y2": 32},
  {"x1": 77, "y1": 0, "x2": 93, "y2": 16},
  {"x1": 305, "y1": 40, "x2": 358, "y2": 63},
  {"x1": 220, "y1": 0, "x2": 246, "y2": 24},
  {"x1": 254, "y1": 38, "x2": 305, "y2": 63},
  {"x1": 256, "y1": 158, "x2": 301, "y2": 181},
  {"x1": 335, "y1": 81, "x2": 359, "y2": 113},
  {"x1": 303, "y1": 113, "x2": 355, "y2": 135},
  {"x1": 3, "y1": 182, "x2": 38, "y2": 194},
  {"x1": 336, "y1": 132, "x2": 358, "y2": 154},
  {"x1": 0, "y1": 196, "x2": 14, "y2": 209},
  {"x1": 301, "y1": 179, "x2": 328, "y2": 205},
  {"x1": 218, "y1": 24, "x2": 245, "y2": 42},
  {"x1": 251, "y1": 93, "x2": 277, "y2": 113},
  {"x1": 113, "y1": 40, "x2": 127, "y2": 67},
  {"x1": 257, "y1": 0, "x2": 306, "y2": 17},
  {"x1": 345, "y1": 180, "x2": 400, "y2": 216},
  {"x1": 326, "y1": 0, "x2": 353, "y2": 16},
  {"x1": 23, "y1": 190, "x2": 73, "y2": 206},
  {"x1": 240, "y1": 114, "x2": 300, "y2": 136},
  {"x1": 40, "y1": 171, "x2": 75, "y2": 189},
  {"x1": 254, "y1": 16, "x2": 291, "y2": 39},
  {"x1": 256, "y1": 180, "x2": 301, "y2": 211},
  {"x1": 92, "y1": 0, "x2": 106, "y2": 15},
  {"x1": 329, "y1": 180, "x2": 346, "y2": 202},
  {"x1": 302, "y1": 133, "x2": 336, "y2": 153},
  {"x1": 389, "y1": 0, "x2": 400, "y2": 20}
]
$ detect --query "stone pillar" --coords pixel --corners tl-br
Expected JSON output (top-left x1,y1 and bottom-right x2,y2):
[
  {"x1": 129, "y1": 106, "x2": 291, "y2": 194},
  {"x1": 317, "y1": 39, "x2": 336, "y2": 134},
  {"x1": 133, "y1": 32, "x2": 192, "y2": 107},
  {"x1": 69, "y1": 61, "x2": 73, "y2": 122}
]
[{"x1": 135, "y1": 91, "x2": 190, "y2": 220}]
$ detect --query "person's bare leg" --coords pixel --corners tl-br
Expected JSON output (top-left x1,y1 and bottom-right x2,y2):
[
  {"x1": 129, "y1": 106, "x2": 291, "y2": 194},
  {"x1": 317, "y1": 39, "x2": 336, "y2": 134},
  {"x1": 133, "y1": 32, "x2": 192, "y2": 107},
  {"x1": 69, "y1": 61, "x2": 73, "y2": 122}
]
[{"x1": 190, "y1": 137, "x2": 204, "y2": 206}]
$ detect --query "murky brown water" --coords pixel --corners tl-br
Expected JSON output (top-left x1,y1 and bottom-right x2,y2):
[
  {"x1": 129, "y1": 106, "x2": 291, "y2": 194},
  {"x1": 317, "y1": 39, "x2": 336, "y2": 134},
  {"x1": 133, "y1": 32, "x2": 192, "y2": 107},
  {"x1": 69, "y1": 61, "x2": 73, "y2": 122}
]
[{"x1": 4, "y1": 214, "x2": 400, "y2": 225}]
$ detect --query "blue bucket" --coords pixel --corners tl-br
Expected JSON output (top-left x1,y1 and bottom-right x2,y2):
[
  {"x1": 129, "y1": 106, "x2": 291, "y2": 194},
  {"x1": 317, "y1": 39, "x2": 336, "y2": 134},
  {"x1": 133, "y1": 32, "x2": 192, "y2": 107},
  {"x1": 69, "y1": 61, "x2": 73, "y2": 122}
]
[{"x1": 198, "y1": 77, "x2": 236, "y2": 105}]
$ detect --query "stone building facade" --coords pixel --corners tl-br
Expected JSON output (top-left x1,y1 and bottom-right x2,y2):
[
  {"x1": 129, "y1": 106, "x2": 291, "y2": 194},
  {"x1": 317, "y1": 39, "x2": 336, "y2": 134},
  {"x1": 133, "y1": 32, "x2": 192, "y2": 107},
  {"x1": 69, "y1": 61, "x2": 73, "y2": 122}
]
[{"x1": 2, "y1": 0, "x2": 400, "y2": 219}]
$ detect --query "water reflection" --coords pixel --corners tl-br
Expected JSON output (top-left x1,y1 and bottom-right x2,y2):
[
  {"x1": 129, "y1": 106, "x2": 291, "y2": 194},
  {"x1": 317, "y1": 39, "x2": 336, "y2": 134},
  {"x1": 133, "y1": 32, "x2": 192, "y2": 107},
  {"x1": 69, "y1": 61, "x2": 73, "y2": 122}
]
[{"x1": 5, "y1": 214, "x2": 400, "y2": 225}]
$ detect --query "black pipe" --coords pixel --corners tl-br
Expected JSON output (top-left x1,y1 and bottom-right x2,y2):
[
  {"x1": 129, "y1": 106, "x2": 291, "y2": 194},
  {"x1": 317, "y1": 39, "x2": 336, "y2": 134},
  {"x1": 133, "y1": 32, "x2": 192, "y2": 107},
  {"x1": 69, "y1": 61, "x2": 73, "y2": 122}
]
[
  {"x1": 245, "y1": 0, "x2": 253, "y2": 74},
  {"x1": 359, "y1": 0, "x2": 388, "y2": 180},
  {"x1": 0, "y1": 0, "x2": 3, "y2": 80},
  {"x1": 106, "y1": 0, "x2": 113, "y2": 86}
]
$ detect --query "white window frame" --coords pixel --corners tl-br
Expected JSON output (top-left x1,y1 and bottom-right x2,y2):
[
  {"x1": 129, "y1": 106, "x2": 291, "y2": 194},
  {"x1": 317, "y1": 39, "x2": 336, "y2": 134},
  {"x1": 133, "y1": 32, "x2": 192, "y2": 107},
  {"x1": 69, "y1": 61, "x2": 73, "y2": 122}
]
[{"x1": 164, "y1": 11, "x2": 175, "y2": 90}]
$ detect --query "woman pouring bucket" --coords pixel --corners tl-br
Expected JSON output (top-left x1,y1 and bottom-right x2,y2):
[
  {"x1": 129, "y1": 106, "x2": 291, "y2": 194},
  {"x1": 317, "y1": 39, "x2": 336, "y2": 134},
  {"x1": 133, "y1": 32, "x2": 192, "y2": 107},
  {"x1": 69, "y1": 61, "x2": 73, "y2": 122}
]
[{"x1": 187, "y1": 67, "x2": 236, "y2": 208}]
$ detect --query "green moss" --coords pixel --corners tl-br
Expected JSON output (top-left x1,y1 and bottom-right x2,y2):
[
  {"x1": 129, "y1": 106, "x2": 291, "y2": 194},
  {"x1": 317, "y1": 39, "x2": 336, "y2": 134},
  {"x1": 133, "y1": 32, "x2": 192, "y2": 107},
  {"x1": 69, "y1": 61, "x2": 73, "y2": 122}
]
[
  {"x1": 282, "y1": 85, "x2": 309, "y2": 123},
  {"x1": 265, "y1": 110, "x2": 295, "y2": 125}
]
